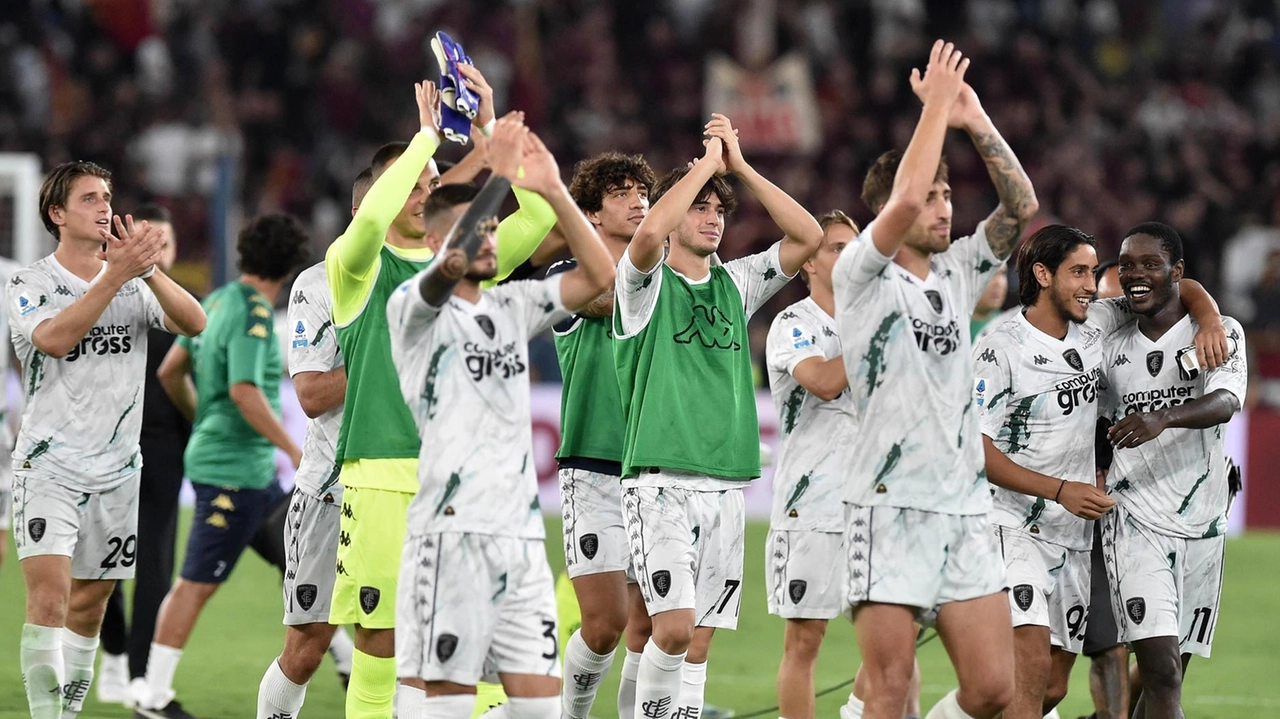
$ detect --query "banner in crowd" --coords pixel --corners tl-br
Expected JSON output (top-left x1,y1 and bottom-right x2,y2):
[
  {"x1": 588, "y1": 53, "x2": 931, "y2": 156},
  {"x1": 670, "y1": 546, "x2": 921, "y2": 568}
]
[{"x1": 703, "y1": 52, "x2": 822, "y2": 154}]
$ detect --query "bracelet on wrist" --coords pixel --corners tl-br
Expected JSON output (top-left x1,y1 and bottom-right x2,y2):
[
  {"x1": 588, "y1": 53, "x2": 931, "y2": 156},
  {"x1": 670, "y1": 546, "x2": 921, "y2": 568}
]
[{"x1": 1053, "y1": 479, "x2": 1066, "y2": 503}]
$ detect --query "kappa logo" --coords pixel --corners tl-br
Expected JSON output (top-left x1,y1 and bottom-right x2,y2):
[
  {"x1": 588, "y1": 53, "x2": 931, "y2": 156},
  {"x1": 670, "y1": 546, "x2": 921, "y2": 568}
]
[
  {"x1": 296, "y1": 584, "x2": 318, "y2": 611},
  {"x1": 1063, "y1": 349, "x2": 1084, "y2": 372},
  {"x1": 1126, "y1": 597, "x2": 1146, "y2": 625},
  {"x1": 1034, "y1": 355, "x2": 1051, "y2": 366},
  {"x1": 924, "y1": 290, "x2": 944, "y2": 314},
  {"x1": 673, "y1": 305, "x2": 740, "y2": 350},
  {"x1": 1012, "y1": 584, "x2": 1035, "y2": 612},
  {"x1": 292, "y1": 290, "x2": 308, "y2": 305},
  {"x1": 780, "y1": 311, "x2": 797, "y2": 320},
  {"x1": 579, "y1": 533, "x2": 599, "y2": 560},
  {"x1": 788, "y1": 579, "x2": 807, "y2": 604},
  {"x1": 978, "y1": 348, "x2": 997, "y2": 363},
  {"x1": 651, "y1": 570, "x2": 672, "y2": 598},
  {"x1": 1146, "y1": 351, "x2": 1164, "y2": 377},
  {"x1": 53, "y1": 285, "x2": 73, "y2": 297},
  {"x1": 436, "y1": 633, "x2": 458, "y2": 661},
  {"x1": 28, "y1": 517, "x2": 46, "y2": 543},
  {"x1": 474, "y1": 314, "x2": 496, "y2": 339},
  {"x1": 359, "y1": 586, "x2": 380, "y2": 614},
  {"x1": 1113, "y1": 354, "x2": 1131, "y2": 367},
  {"x1": 822, "y1": 325, "x2": 836, "y2": 337}
]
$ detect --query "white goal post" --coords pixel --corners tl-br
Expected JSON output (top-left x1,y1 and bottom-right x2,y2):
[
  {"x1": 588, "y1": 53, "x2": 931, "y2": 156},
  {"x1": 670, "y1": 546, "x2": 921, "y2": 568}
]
[{"x1": 0, "y1": 153, "x2": 49, "y2": 265}]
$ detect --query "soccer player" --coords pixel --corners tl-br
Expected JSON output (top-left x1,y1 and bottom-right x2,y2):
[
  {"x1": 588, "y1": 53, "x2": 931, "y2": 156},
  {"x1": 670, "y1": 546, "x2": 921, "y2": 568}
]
[
  {"x1": 10, "y1": 160, "x2": 205, "y2": 719},
  {"x1": 764, "y1": 209, "x2": 859, "y2": 719},
  {"x1": 549, "y1": 151, "x2": 657, "y2": 719},
  {"x1": 1100, "y1": 222, "x2": 1246, "y2": 719},
  {"x1": 972, "y1": 225, "x2": 1122, "y2": 719},
  {"x1": 615, "y1": 113, "x2": 822, "y2": 719},
  {"x1": 133, "y1": 213, "x2": 310, "y2": 719},
  {"x1": 254, "y1": 169, "x2": 373, "y2": 719},
  {"x1": 388, "y1": 119, "x2": 615, "y2": 719},
  {"x1": 830, "y1": 41, "x2": 1036, "y2": 719},
  {"x1": 327, "y1": 77, "x2": 554, "y2": 718}
]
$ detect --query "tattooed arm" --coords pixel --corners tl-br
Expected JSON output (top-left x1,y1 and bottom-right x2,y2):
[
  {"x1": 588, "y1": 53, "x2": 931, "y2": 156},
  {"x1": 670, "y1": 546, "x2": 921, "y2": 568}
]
[{"x1": 953, "y1": 86, "x2": 1039, "y2": 259}]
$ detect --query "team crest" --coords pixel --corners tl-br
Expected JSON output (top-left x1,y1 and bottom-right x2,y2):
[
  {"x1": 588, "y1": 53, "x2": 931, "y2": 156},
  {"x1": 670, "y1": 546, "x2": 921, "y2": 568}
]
[
  {"x1": 788, "y1": 579, "x2": 807, "y2": 604},
  {"x1": 1012, "y1": 584, "x2": 1034, "y2": 612},
  {"x1": 296, "y1": 584, "x2": 318, "y2": 611},
  {"x1": 359, "y1": 586, "x2": 380, "y2": 614},
  {"x1": 1062, "y1": 349, "x2": 1084, "y2": 373},
  {"x1": 28, "y1": 518, "x2": 46, "y2": 543},
  {"x1": 579, "y1": 533, "x2": 599, "y2": 560},
  {"x1": 1126, "y1": 597, "x2": 1146, "y2": 625},
  {"x1": 924, "y1": 290, "x2": 944, "y2": 314},
  {"x1": 651, "y1": 570, "x2": 672, "y2": 598},
  {"x1": 1146, "y1": 351, "x2": 1164, "y2": 377},
  {"x1": 436, "y1": 633, "x2": 458, "y2": 662},
  {"x1": 474, "y1": 314, "x2": 496, "y2": 339}
]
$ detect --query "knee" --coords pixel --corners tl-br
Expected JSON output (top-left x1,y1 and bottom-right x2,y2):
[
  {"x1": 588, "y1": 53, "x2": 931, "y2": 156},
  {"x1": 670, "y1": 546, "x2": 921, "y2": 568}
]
[
  {"x1": 859, "y1": 660, "x2": 915, "y2": 706},
  {"x1": 1137, "y1": 650, "x2": 1182, "y2": 693},
  {"x1": 1043, "y1": 677, "x2": 1069, "y2": 711},
  {"x1": 27, "y1": 586, "x2": 69, "y2": 626},
  {"x1": 279, "y1": 635, "x2": 330, "y2": 681},
  {"x1": 963, "y1": 671, "x2": 1015, "y2": 717},
  {"x1": 649, "y1": 617, "x2": 694, "y2": 655},
  {"x1": 579, "y1": 606, "x2": 628, "y2": 653},
  {"x1": 783, "y1": 621, "x2": 827, "y2": 665}
]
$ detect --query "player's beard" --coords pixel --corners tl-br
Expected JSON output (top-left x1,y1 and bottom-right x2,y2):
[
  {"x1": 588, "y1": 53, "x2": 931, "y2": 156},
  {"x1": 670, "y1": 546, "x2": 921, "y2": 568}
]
[{"x1": 1049, "y1": 283, "x2": 1088, "y2": 324}]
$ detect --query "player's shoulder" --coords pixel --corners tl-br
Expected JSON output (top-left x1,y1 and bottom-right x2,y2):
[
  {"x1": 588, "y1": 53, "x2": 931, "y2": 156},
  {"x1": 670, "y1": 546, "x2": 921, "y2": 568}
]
[
  {"x1": 770, "y1": 297, "x2": 821, "y2": 333},
  {"x1": 11, "y1": 256, "x2": 56, "y2": 285},
  {"x1": 231, "y1": 282, "x2": 275, "y2": 337},
  {"x1": 290, "y1": 262, "x2": 330, "y2": 307}
]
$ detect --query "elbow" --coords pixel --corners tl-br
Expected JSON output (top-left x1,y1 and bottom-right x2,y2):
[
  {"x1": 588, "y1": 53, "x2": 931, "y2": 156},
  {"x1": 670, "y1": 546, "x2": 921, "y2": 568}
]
[
  {"x1": 185, "y1": 312, "x2": 207, "y2": 336},
  {"x1": 296, "y1": 393, "x2": 324, "y2": 420},
  {"x1": 1017, "y1": 194, "x2": 1040, "y2": 221},
  {"x1": 31, "y1": 334, "x2": 70, "y2": 359}
]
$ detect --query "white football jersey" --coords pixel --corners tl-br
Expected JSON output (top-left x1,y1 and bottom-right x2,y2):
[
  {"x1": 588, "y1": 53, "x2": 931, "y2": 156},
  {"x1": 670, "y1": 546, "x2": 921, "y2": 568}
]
[
  {"x1": 7, "y1": 255, "x2": 168, "y2": 491},
  {"x1": 832, "y1": 222, "x2": 1003, "y2": 515},
  {"x1": 765, "y1": 296, "x2": 855, "y2": 532},
  {"x1": 287, "y1": 262, "x2": 344, "y2": 498},
  {"x1": 1100, "y1": 315, "x2": 1247, "y2": 538},
  {"x1": 388, "y1": 273, "x2": 570, "y2": 539},
  {"x1": 0, "y1": 257, "x2": 22, "y2": 458},
  {"x1": 974, "y1": 311, "x2": 1112, "y2": 550}
]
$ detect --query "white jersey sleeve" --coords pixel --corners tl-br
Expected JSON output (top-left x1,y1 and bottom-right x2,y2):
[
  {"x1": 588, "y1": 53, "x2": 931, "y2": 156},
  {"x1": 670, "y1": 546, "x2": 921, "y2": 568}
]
[
  {"x1": 722, "y1": 241, "x2": 795, "y2": 320},
  {"x1": 831, "y1": 222, "x2": 895, "y2": 309},
  {"x1": 7, "y1": 267, "x2": 60, "y2": 344},
  {"x1": 1086, "y1": 298, "x2": 1135, "y2": 337},
  {"x1": 287, "y1": 263, "x2": 344, "y2": 497},
  {"x1": 765, "y1": 297, "x2": 855, "y2": 532},
  {"x1": 615, "y1": 250, "x2": 663, "y2": 337},
  {"x1": 1203, "y1": 319, "x2": 1248, "y2": 407},
  {"x1": 488, "y1": 275, "x2": 570, "y2": 340},
  {"x1": 932, "y1": 223, "x2": 1002, "y2": 315}
]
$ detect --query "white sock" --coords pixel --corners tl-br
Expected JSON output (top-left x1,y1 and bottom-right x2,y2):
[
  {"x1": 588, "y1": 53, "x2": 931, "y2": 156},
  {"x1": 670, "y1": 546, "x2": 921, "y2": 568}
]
[
  {"x1": 328, "y1": 628, "x2": 354, "y2": 675},
  {"x1": 675, "y1": 661, "x2": 706, "y2": 719},
  {"x1": 635, "y1": 639, "x2": 686, "y2": 719},
  {"x1": 507, "y1": 696, "x2": 560, "y2": 719},
  {"x1": 839, "y1": 691, "x2": 865, "y2": 719},
  {"x1": 21, "y1": 623, "x2": 65, "y2": 719},
  {"x1": 562, "y1": 630, "x2": 616, "y2": 719},
  {"x1": 257, "y1": 658, "x2": 308, "y2": 719},
  {"x1": 60, "y1": 628, "x2": 98, "y2": 717},
  {"x1": 618, "y1": 649, "x2": 642, "y2": 719},
  {"x1": 394, "y1": 684, "x2": 428, "y2": 718},
  {"x1": 418, "y1": 692, "x2": 475, "y2": 719},
  {"x1": 925, "y1": 689, "x2": 977, "y2": 719},
  {"x1": 142, "y1": 643, "x2": 183, "y2": 709}
]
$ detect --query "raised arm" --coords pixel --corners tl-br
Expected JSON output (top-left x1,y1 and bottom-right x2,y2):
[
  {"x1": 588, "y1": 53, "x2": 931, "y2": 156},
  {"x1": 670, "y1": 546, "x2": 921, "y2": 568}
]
[
  {"x1": 947, "y1": 85, "x2": 1039, "y2": 259},
  {"x1": 628, "y1": 139, "x2": 726, "y2": 272},
  {"x1": 874, "y1": 40, "x2": 967, "y2": 258},
  {"x1": 512, "y1": 133, "x2": 614, "y2": 310},
  {"x1": 708, "y1": 113, "x2": 822, "y2": 276},
  {"x1": 330, "y1": 81, "x2": 442, "y2": 280}
]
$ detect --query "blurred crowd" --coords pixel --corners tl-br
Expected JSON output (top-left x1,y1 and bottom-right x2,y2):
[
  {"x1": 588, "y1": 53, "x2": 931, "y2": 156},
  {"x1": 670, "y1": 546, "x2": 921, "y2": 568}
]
[{"x1": 2, "y1": 0, "x2": 1280, "y2": 393}]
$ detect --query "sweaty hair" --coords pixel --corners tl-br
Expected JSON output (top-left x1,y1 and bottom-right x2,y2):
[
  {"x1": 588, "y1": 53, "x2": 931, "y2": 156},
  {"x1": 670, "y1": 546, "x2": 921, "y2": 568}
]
[
  {"x1": 817, "y1": 209, "x2": 860, "y2": 235},
  {"x1": 1123, "y1": 221, "x2": 1183, "y2": 267},
  {"x1": 422, "y1": 183, "x2": 479, "y2": 230},
  {"x1": 1016, "y1": 224, "x2": 1096, "y2": 307},
  {"x1": 352, "y1": 167, "x2": 374, "y2": 208},
  {"x1": 131, "y1": 204, "x2": 171, "y2": 225},
  {"x1": 1094, "y1": 258, "x2": 1119, "y2": 284},
  {"x1": 650, "y1": 167, "x2": 738, "y2": 215},
  {"x1": 568, "y1": 152, "x2": 656, "y2": 212},
  {"x1": 39, "y1": 161, "x2": 113, "y2": 239},
  {"x1": 370, "y1": 142, "x2": 410, "y2": 177},
  {"x1": 860, "y1": 149, "x2": 949, "y2": 215},
  {"x1": 237, "y1": 214, "x2": 312, "y2": 280}
]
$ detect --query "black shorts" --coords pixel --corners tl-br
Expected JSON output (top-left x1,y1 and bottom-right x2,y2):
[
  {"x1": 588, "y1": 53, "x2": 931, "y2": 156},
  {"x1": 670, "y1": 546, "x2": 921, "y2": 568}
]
[
  {"x1": 180, "y1": 483, "x2": 280, "y2": 584},
  {"x1": 1082, "y1": 521, "x2": 1122, "y2": 657}
]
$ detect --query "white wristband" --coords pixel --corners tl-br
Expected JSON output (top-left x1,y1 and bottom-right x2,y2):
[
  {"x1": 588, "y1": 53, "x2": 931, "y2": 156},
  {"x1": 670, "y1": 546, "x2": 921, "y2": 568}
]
[
  {"x1": 480, "y1": 118, "x2": 496, "y2": 137},
  {"x1": 140, "y1": 265, "x2": 156, "y2": 279}
]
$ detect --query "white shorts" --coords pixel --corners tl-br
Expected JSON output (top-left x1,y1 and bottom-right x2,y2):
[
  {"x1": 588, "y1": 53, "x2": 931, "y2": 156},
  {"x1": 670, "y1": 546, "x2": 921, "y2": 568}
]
[
  {"x1": 396, "y1": 532, "x2": 561, "y2": 685},
  {"x1": 766, "y1": 529, "x2": 847, "y2": 620},
  {"x1": 622, "y1": 484, "x2": 745, "y2": 629},
  {"x1": 845, "y1": 504, "x2": 1005, "y2": 617},
  {"x1": 12, "y1": 470, "x2": 140, "y2": 580},
  {"x1": 996, "y1": 526, "x2": 1090, "y2": 653},
  {"x1": 283, "y1": 486, "x2": 343, "y2": 625},
  {"x1": 1102, "y1": 504, "x2": 1224, "y2": 658},
  {"x1": 0, "y1": 461, "x2": 12, "y2": 531},
  {"x1": 560, "y1": 468, "x2": 631, "y2": 580}
]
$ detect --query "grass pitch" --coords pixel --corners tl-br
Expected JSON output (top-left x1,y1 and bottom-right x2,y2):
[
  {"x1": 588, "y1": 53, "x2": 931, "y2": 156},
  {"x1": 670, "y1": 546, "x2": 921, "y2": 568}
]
[{"x1": 2, "y1": 518, "x2": 1277, "y2": 718}]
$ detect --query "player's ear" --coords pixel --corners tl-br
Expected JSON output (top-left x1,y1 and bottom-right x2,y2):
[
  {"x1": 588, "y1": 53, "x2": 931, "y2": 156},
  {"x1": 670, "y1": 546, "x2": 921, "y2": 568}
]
[
  {"x1": 1033, "y1": 261, "x2": 1052, "y2": 289},
  {"x1": 584, "y1": 209, "x2": 602, "y2": 228},
  {"x1": 1171, "y1": 259, "x2": 1184, "y2": 283}
]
